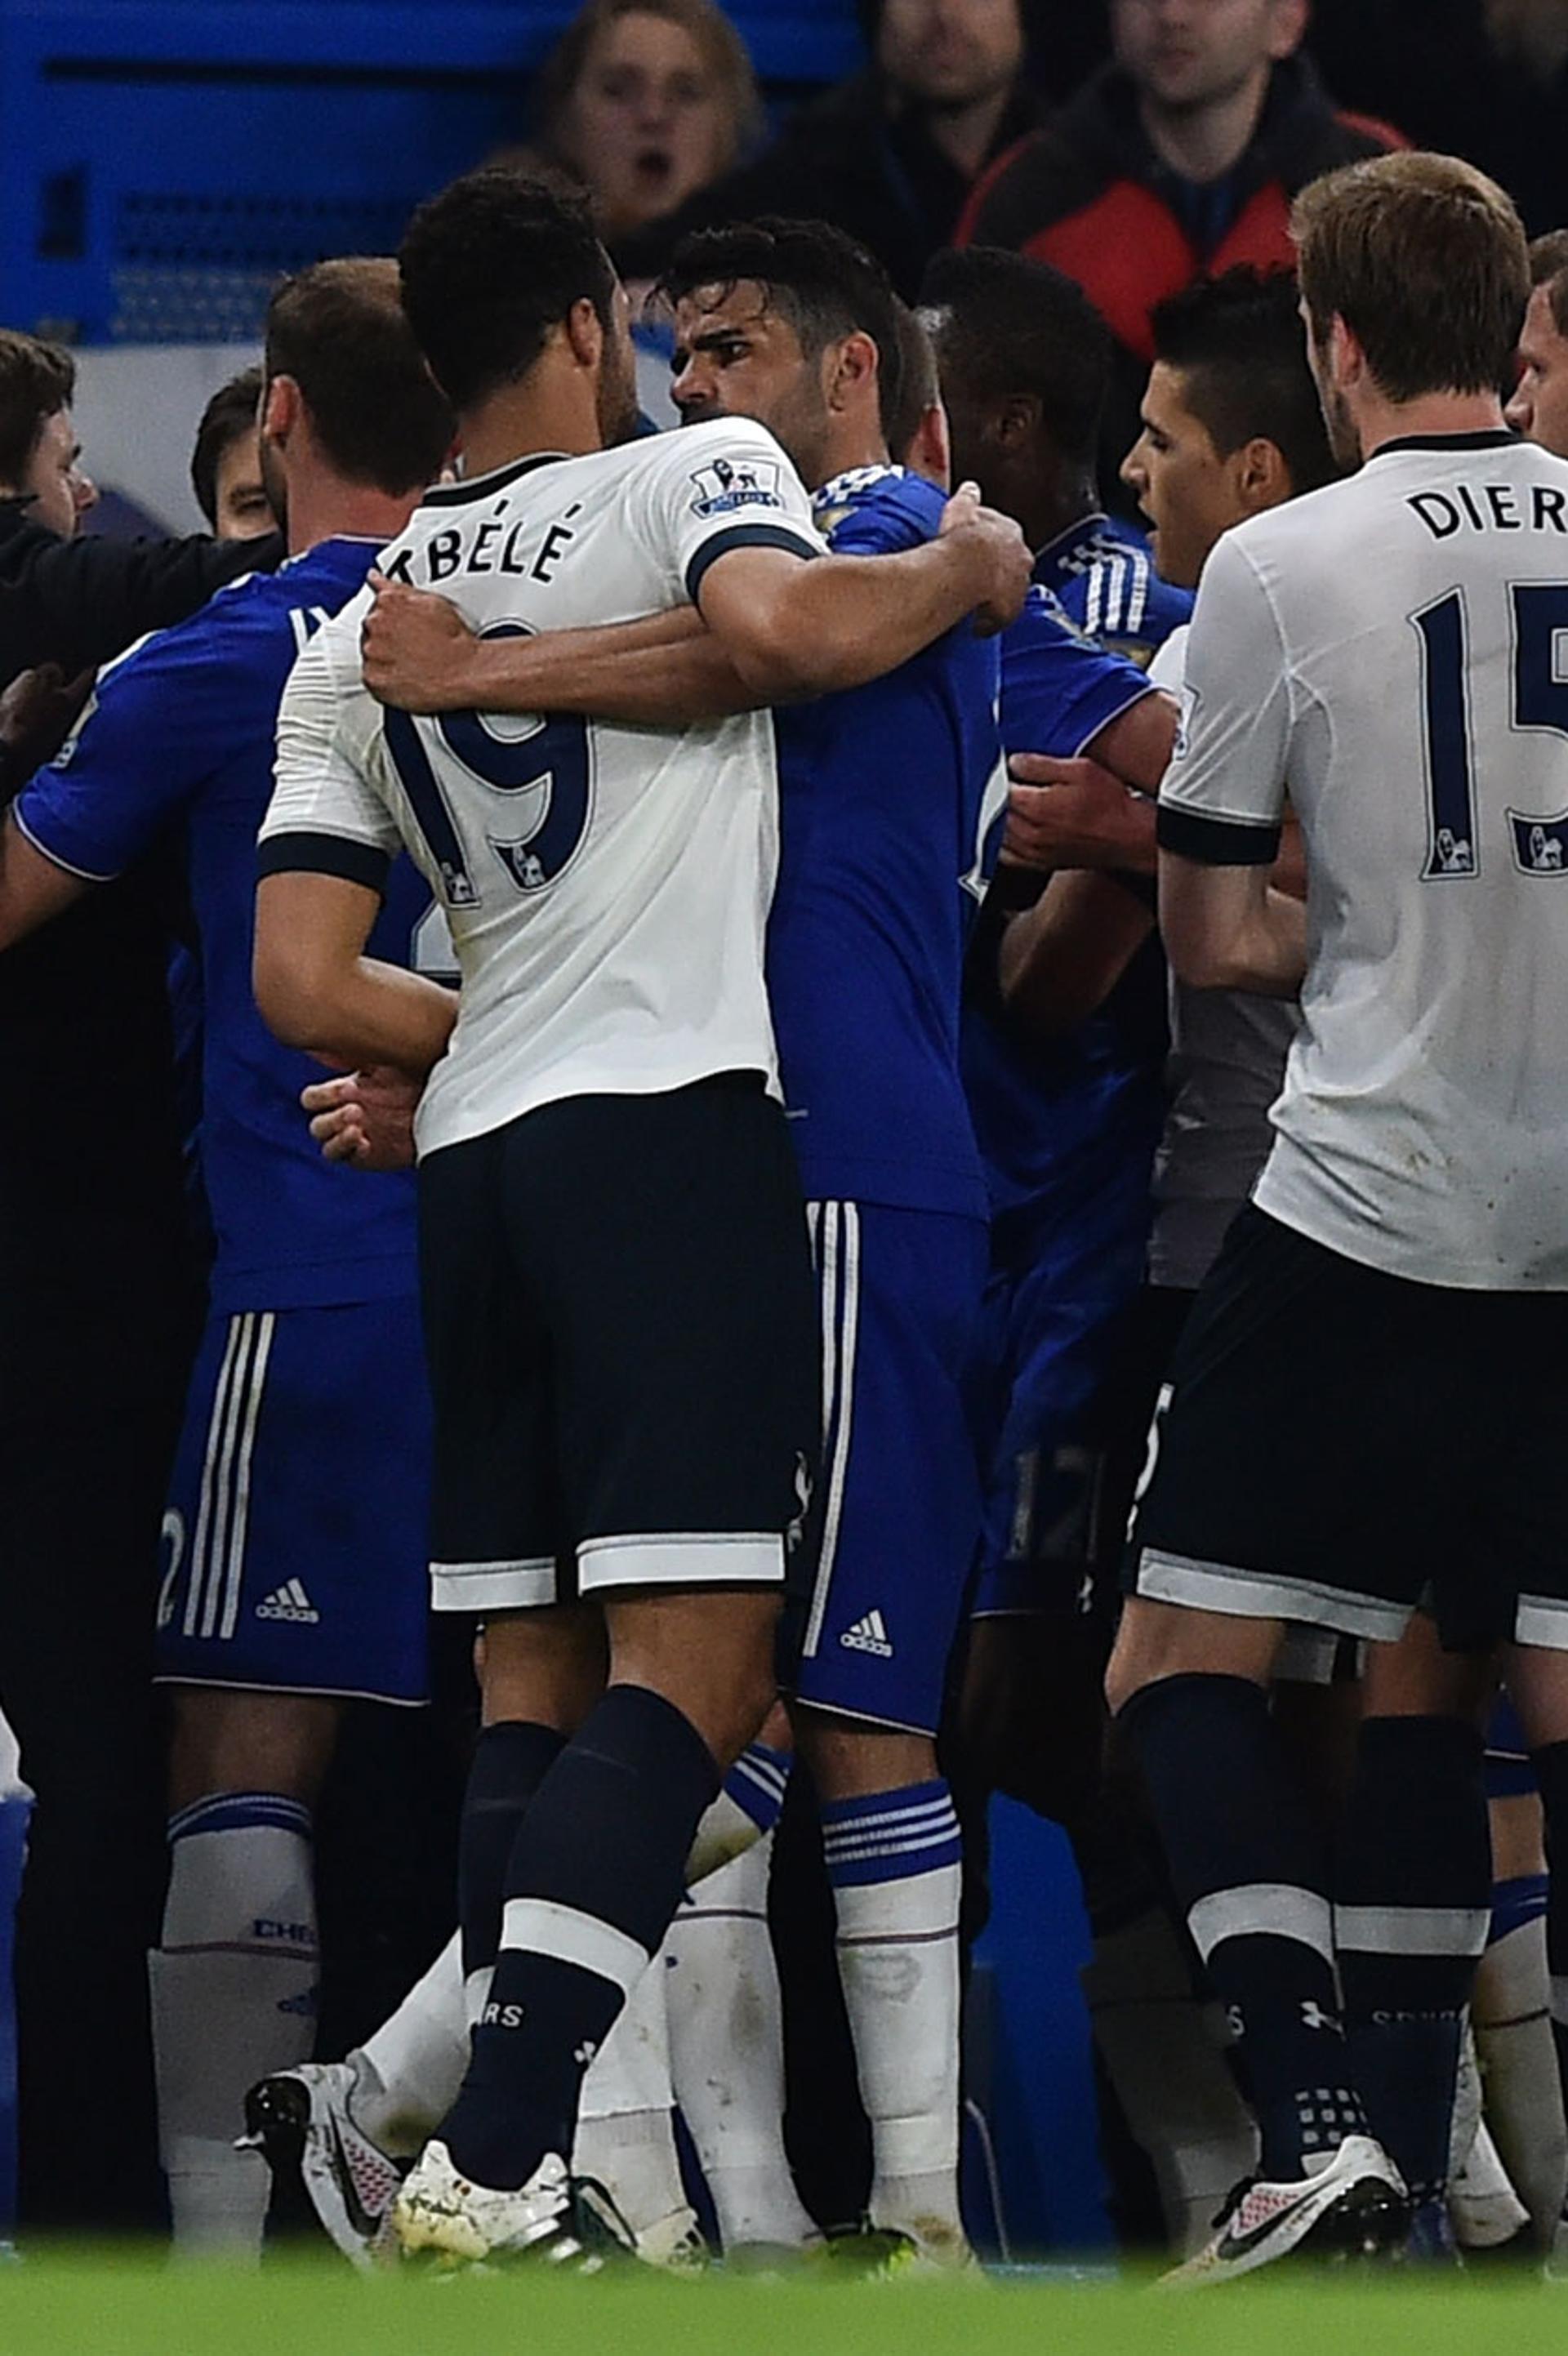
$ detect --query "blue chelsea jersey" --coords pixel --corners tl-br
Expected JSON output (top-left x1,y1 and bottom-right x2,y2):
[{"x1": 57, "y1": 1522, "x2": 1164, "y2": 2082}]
[
  {"x1": 962, "y1": 575, "x2": 1169, "y2": 1240},
  {"x1": 15, "y1": 539, "x2": 431, "y2": 1312},
  {"x1": 1036, "y1": 514, "x2": 1192, "y2": 667},
  {"x1": 767, "y1": 466, "x2": 1005, "y2": 1221}
]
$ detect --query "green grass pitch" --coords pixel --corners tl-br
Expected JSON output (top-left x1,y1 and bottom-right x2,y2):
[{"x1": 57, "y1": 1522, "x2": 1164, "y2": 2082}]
[{"x1": 0, "y1": 2251, "x2": 1557, "y2": 2356}]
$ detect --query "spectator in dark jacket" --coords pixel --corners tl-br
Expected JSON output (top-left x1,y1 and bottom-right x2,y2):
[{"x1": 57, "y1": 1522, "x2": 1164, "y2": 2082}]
[
  {"x1": 958, "y1": 1, "x2": 1402, "y2": 497},
  {"x1": 0, "y1": 327, "x2": 279, "y2": 2234},
  {"x1": 624, "y1": 0, "x2": 1106, "y2": 299}
]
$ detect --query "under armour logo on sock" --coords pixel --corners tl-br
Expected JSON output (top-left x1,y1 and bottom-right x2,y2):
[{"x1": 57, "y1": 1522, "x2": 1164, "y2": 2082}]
[{"x1": 1300, "y1": 2001, "x2": 1339, "y2": 2033}]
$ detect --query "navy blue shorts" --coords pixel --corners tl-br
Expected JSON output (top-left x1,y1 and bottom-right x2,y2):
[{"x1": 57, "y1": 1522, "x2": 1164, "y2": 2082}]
[
  {"x1": 969, "y1": 1174, "x2": 1152, "y2": 1619},
  {"x1": 155, "y1": 1298, "x2": 432, "y2": 1705},
  {"x1": 781, "y1": 1201, "x2": 987, "y2": 1736}
]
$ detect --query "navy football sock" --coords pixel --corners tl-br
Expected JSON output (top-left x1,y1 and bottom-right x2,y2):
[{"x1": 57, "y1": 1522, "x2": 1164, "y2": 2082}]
[
  {"x1": 1335, "y1": 1714, "x2": 1490, "y2": 2207},
  {"x1": 458, "y1": 1720, "x2": 568, "y2": 1985},
  {"x1": 1120, "y1": 1672, "x2": 1362, "y2": 2182},
  {"x1": 442, "y1": 1684, "x2": 718, "y2": 2191}
]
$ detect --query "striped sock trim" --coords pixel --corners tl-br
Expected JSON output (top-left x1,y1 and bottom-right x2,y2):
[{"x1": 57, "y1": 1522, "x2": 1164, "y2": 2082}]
[
  {"x1": 1490, "y1": 1871, "x2": 1550, "y2": 1946},
  {"x1": 723, "y1": 1742, "x2": 791, "y2": 1835},
  {"x1": 167, "y1": 1792, "x2": 314, "y2": 1845},
  {"x1": 820, "y1": 1779, "x2": 961, "y2": 1888}
]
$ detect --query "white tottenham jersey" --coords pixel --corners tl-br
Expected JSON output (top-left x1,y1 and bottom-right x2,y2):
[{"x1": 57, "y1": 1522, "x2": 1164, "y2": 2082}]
[
  {"x1": 1145, "y1": 625, "x2": 1302, "y2": 1292},
  {"x1": 1159, "y1": 430, "x2": 1568, "y2": 1291},
  {"x1": 260, "y1": 418, "x2": 823, "y2": 1157}
]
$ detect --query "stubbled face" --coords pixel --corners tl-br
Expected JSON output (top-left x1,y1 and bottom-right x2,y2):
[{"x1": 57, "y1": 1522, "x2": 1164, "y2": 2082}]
[
  {"x1": 1508, "y1": 283, "x2": 1568, "y2": 458},
  {"x1": 1303, "y1": 313, "x2": 1361, "y2": 473},
  {"x1": 876, "y1": 0, "x2": 1024, "y2": 109},
  {"x1": 23, "y1": 408, "x2": 96, "y2": 537},
  {"x1": 561, "y1": 11, "x2": 733, "y2": 237},
  {"x1": 670, "y1": 283, "x2": 830, "y2": 484},
  {"x1": 1120, "y1": 359, "x2": 1247, "y2": 586},
  {"x1": 1111, "y1": 0, "x2": 1299, "y2": 114},
  {"x1": 595, "y1": 278, "x2": 644, "y2": 447},
  {"x1": 212, "y1": 429, "x2": 274, "y2": 540}
]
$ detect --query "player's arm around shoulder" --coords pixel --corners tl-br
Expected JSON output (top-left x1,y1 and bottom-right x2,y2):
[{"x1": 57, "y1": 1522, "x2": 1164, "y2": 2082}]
[
  {"x1": 695, "y1": 478, "x2": 1031, "y2": 700},
  {"x1": 255, "y1": 615, "x2": 455, "y2": 1080}
]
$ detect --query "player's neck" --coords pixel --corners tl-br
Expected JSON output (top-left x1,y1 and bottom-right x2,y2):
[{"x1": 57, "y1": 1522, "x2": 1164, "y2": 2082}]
[
  {"x1": 457, "y1": 383, "x2": 602, "y2": 483},
  {"x1": 1356, "y1": 390, "x2": 1510, "y2": 461},
  {"x1": 1138, "y1": 63, "x2": 1270, "y2": 185},
  {"x1": 1031, "y1": 478, "x2": 1100, "y2": 555},
  {"x1": 817, "y1": 423, "x2": 889, "y2": 486},
  {"x1": 284, "y1": 477, "x2": 418, "y2": 558}
]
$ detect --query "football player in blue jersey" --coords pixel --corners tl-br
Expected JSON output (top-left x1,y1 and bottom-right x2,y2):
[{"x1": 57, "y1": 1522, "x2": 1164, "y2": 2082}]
[
  {"x1": 923, "y1": 246, "x2": 1192, "y2": 670},
  {"x1": 0, "y1": 260, "x2": 453, "y2": 2251},
  {"x1": 911, "y1": 248, "x2": 1176, "y2": 1807},
  {"x1": 350, "y1": 217, "x2": 1051, "y2": 2270}
]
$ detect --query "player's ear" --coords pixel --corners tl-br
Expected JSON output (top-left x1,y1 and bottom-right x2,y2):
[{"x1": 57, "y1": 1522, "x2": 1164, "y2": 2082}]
[
  {"x1": 1236, "y1": 434, "x2": 1291, "y2": 515},
  {"x1": 993, "y1": 393, "x2": 1041, "y2": 452},
  {"x1": 262, "y1": 375, "x2": 300, "y2": 445},
  {"x1": 1267, "y1": 0, "x2": 1309, "y2": 60},
  {"x1": 564, "y1": 296, "x2": 604, "y2": 373},
  {"x1": 827, "y1": 329, "x2": 879, "y2": 415}
]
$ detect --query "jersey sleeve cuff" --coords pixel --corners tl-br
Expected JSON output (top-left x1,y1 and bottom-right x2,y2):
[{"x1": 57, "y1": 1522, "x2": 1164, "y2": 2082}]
[
  {"x1": 1157, "y1": 804, "x2": 1281, "y2": 866},
  {"x1": 256, "y1": 829, "x2": 390, "y2": 893},
  {"x1": 1068, "y1": 679, "x2": 1157, "y2": 760},
  {"x1": 686, "y1": 523, "x2": 819, "y2": 605},
  {"x1": 11, "y1": 800, "x2": 122, "y2": 884}
]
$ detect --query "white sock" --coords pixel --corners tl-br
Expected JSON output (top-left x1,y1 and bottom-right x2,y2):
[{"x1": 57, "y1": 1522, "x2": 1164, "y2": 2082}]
[
  {"x1": 150, "y1": 1793, "x2": 318, "y2": 2256},
  {"x1": 1474, "y1": 1910, "x2": 1568, "y2": 2242},
  {"x1": 572, "y1": 1947, "x2": 689, "y2": 2237},
  {"x1": 1080, "y1": 1905, "x2": 1259, "y2": 2256},
  {"x1": 352, "y1": 1931, "x2": 470, "y2": 2159},
  {"x1": 1451, "y1": 2115, "x2": 1532, "y2": 2248},
  {"x1": 685, "y1": 1742, "x2": 791, "y2": 1884},
  {"x1": 666, "y1": 1830, "x2": 817, "y2": 2251},
  {"x1": 822, "y1": 1780, "x2": 965, "y2": 2250}
]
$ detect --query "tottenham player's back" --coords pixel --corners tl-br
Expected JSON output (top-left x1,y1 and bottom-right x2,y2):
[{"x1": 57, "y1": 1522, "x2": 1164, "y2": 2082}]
[
  {"x1": 1168, "y1": 263, "x2": 1568, "y2": 1285},
  {"x1": 1103, "y1": 153, "x2": 1568, "y2": 2283}
]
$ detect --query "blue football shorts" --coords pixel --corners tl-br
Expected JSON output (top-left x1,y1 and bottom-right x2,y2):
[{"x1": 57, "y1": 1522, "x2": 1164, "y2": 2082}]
[
  {"x1": 155, "y1": 1296, "x2": 432, "y2": 1704},
  {"x1": 780, "y1": 1200, "x2": 987, "y2": 1737}
]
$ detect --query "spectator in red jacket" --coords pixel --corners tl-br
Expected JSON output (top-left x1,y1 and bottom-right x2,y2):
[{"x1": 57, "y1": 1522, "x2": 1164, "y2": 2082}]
[{"x1": 958, "y1": 1, "x2": 1402, "y2": 497}]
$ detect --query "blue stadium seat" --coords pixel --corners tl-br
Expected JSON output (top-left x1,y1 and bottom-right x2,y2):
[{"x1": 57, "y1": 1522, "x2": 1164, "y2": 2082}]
[{"x1": 0, "y1": 0, "x2": 863, "y2": 345}]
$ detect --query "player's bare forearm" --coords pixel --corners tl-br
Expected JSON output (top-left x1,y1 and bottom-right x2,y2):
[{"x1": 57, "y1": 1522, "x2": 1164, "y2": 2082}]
[
  {"x1": 363, "y1": 582, "x2": 762, "y2": 724},
  {"x1": 0, "y1": 809, "x2": 92, "y2": 950},
  {"x1": 1159, "y1": 850, "x2": 1306, "y2": 996},
  {"x1": 999, "y1": 871, "x2": 1155, "y2": 1037},
  {"x1": 697, "y1": 487, "x2": 1030, "y2": 699},
  {"x1": 254, "y1": 871, "x2": 457, "y2": 1076}
]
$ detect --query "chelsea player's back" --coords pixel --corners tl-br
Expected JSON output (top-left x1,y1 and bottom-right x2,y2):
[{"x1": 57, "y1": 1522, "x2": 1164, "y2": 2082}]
[{"x1": 767, "y1": 464, "x2": 1004, "y2": 1223}]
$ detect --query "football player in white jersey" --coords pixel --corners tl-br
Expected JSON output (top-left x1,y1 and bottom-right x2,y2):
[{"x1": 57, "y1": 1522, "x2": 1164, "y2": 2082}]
[
  {"x1": 1107, "y1": 150, "x2": 1568, "y2": 2279},
  {"x1": 252, "y1": 168, "x2": 1028, "y2": 2269}
]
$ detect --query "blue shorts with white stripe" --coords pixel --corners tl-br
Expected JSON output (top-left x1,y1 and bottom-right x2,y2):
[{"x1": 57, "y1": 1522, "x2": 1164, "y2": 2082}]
[
  {"x1": 154, "y1": 1297, "x2": 431, "y2": 1705},
  {"x1": 780, "y1": 1200, "x2": 987, "y2": 1736}
]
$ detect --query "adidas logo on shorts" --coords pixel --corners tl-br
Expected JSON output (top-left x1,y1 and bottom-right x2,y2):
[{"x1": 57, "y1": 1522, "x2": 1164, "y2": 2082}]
[
  {"x1": 256, "y1": 1579, "x2": 320, "y2": 1625},
  {"x1": 840, "y1": 1609, "x2": 893, "y2": 1659}
]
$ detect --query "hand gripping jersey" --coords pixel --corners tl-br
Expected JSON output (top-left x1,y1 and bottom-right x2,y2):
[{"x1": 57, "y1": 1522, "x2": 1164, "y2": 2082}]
[
  {"x1": 261, "y1": 421, "x2": 822, "y2": 1157},
  {"x1": 15, "y1": 538, "x2": 429, "y2": 1312},
  {"x1": 766, "y1": 463, "x2": 1005, "y2": 1219},
  {"x1": 1159, "y1": 430, "x2": 1568, "y2": 1289},
  {"x1": 1033, "y1": 511, "x2": 1192, "y2": 669}
]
